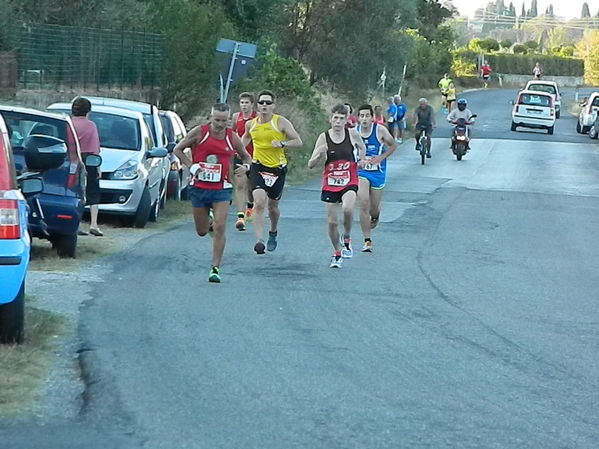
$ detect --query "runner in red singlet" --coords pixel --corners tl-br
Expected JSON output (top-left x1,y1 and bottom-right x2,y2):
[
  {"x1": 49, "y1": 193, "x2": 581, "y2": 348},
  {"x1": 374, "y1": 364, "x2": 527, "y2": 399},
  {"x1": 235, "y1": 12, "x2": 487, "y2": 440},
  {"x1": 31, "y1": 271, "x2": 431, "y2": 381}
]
[
  {"x1": 173, "y1": 103, "x2": 251, "y2": 283},
  {"x1": 308, "y1": 104, "x2": 366, "y2": 268},
  {"x1": 231, "y1": 92, "x2": 257, "y2": 231}
]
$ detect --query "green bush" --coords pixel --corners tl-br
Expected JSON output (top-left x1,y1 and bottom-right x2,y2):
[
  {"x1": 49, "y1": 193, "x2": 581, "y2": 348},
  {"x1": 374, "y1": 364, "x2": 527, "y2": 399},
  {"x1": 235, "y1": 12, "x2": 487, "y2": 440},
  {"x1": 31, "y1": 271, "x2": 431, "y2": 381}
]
[
  {"x1": 485, "y1": 53, "x2": 584, "y2": 76},
  {"x1": 513, "y1": 44, "x2": 527, "y2": 54},
  {"x1": 451, "y1": 49, "x2": 478, "y2": 77}
]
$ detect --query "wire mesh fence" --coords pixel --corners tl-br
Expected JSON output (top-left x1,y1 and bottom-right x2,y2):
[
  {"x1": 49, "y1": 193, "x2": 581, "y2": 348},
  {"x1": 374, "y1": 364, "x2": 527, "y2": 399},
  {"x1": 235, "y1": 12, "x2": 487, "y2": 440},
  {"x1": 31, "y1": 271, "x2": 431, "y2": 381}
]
[{"x1": 1, "y1": 22, "x2": 164, "y2": 90}]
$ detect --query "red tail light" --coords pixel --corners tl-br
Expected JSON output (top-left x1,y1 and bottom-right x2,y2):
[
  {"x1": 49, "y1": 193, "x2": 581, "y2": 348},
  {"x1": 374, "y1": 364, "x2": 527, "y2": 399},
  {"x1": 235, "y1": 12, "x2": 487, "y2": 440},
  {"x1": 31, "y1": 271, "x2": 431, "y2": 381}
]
[
  {"x1": 0, "y1": 198, "x2": 20, "y2": 239},
  {"x1": 548, "y1": 97, "x2": 553, "y2": 108}
]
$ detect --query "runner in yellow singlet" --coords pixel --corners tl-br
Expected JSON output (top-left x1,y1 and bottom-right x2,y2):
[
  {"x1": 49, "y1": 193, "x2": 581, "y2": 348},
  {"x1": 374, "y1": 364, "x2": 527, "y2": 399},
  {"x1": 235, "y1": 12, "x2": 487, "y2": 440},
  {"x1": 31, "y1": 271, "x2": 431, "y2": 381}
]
[{"x1": 241, "y1": 89, "x2": 302, "y2": 254}]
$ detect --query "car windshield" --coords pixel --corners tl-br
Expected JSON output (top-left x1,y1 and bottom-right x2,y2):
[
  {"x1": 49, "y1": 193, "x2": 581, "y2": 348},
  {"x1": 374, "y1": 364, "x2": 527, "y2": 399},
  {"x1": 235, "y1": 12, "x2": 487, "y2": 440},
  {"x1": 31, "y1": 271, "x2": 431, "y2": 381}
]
[
  {"x1": 519, "y1": 94, "x2": 551, "y2": 107},
  {"x1": 1, "y1": 112, "x2": 67, "y2": 147},
  {"x1": 88, "y1": 112, "x2": 141, "y2": 151},
  {"x1": 528, "y1": 84, "x2": 556, "y2": 95},
  {"x1": 592, "y1": 97, "x2": 599, "y2": 107}
]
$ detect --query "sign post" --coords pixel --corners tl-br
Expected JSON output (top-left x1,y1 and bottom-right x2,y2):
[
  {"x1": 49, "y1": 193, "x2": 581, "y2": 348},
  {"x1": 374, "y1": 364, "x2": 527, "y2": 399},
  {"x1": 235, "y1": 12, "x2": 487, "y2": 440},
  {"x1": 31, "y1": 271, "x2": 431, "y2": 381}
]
[{"x1": 216, "y1": 39, "x2": 257, "y2": 103}]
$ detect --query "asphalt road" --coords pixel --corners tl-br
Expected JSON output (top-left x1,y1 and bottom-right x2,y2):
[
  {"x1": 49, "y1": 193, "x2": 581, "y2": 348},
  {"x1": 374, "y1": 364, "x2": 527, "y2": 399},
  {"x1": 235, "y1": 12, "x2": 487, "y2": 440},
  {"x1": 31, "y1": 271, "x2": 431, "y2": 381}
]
[{"x1": 3, "y1": 88, "x2": 599, "y2": 448}]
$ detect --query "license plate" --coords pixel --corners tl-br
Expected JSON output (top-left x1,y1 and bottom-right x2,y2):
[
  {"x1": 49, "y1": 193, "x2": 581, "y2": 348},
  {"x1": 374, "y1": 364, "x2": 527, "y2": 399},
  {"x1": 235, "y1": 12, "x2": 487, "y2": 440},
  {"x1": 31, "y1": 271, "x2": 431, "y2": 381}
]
[{"x1": 527, "y1": 109, "x2": 542, "y2": 114}]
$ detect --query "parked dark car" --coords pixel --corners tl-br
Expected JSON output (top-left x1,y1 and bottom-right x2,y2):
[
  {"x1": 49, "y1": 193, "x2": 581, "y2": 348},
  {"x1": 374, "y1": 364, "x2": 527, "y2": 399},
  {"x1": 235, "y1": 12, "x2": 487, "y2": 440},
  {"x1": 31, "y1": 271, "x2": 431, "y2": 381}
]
[
  {"x1": 0, "y1": 106, "x2": 85, "y2": 257},
  {"x1": 160, "y1": 110, "x2": 189, "y2": 200}
]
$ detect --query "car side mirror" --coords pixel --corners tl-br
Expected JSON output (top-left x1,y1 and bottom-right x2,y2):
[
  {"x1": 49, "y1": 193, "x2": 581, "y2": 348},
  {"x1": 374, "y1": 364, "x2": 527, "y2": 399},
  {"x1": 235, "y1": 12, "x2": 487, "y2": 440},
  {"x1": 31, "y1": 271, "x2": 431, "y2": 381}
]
[
  {"x1": 20, "y1": 177, "x2": 43, "y2": 195},
  {"x1": 166, "y1": 142, "x2": 176, "y2": 153},
  {"x1": 84, "y1": 154, "x2": 102, "y2": 168},
  {"x1": 147, "y1": 147, "x2": 168, "y2": 159},
  {"x1": 509, "y1": 100, "x2": 515, "y2": 105},
  {"x1": 23, "y1": 135, "x2": 67, "y2": 171}
]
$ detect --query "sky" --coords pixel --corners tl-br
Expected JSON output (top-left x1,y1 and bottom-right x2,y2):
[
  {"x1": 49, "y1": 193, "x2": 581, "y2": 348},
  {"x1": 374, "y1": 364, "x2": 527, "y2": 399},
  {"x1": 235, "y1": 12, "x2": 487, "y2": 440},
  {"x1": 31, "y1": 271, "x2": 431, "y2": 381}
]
[{"x1": 447, "y1": 0, "x2": 596, "y2": 20}]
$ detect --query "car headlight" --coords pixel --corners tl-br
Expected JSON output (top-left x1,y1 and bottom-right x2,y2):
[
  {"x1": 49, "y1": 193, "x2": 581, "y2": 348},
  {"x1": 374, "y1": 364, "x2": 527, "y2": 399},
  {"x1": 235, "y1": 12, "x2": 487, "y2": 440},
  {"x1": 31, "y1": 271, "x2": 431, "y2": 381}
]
[{"x1": 109, "y1": 160, "x2": 139, "y2": 180}]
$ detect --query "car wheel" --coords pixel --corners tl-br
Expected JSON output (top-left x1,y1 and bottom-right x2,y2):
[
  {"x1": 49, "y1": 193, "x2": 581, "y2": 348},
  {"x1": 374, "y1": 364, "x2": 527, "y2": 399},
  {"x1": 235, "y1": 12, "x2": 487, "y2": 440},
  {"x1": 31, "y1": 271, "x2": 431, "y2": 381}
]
[
  {"x1": 123, "y1": 187, "x2": 152, "y2": 228},
  {"x1": 582, "y1": 125, "x2": 591, "y2": 134},
  {"x1": 576, "y1": 121, "x2": 582, "y2": 134},
  {"x1": 556, "y1": 110, "x2": 560, "y2": 119},
  {"x1": 590, "y1": 125, "x2": 598, "y2": 139},
  {"x1": 547, "y1": 126, "x2": 554, "y2": 135},
  {"x1": 511, "y1": 122, "x2": 517, "y2": 131},
  {"x1": 149, "y1": 196, "x2": 160, "y2": 223},
  {"x1": 0, "y1": 282, "x2": 25, "y2": 344},
  {"x1": 52, "y1": 233, "x2": 77, "y2": 258}
]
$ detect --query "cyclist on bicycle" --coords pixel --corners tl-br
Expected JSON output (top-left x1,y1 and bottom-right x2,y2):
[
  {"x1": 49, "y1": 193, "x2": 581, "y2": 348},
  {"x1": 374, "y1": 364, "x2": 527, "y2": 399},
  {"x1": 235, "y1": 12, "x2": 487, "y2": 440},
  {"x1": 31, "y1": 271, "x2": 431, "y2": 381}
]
[{"x1": 413, "y1": 98, "x2": 435, "y2": 158}]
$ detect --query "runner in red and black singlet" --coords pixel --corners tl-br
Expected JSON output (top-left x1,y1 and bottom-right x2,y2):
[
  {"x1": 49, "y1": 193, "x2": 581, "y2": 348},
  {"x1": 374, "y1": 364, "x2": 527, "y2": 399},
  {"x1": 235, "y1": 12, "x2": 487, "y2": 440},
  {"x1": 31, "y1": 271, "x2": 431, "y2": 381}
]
[
  {"x1": 308, "y1": 104, "x2": 366, "y2": 268},
  {"x1": 174, "y1": 103, "x2": 251, "y2": 283},
  {"x1": 231, "y1": 92, "x2": 257, "y2": 231}
]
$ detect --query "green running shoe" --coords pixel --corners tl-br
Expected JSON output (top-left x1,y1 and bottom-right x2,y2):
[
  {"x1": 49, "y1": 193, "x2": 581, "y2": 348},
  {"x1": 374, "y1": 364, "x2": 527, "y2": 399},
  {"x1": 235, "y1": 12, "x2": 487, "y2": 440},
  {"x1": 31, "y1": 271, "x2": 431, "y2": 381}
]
[{"x1": 208, "y1": 266, "x2": 221, "y2": 283}]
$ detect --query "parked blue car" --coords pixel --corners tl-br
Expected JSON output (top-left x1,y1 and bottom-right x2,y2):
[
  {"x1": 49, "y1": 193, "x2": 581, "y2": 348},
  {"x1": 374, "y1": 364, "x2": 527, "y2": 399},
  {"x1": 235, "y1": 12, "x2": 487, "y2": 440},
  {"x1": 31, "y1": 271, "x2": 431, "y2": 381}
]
[
  {"x1": 0, "y1": 106, "x2": 86, "y2": 258},
  {"x1": 0, "y1": 115, "x2": 65, "y2": 343}
]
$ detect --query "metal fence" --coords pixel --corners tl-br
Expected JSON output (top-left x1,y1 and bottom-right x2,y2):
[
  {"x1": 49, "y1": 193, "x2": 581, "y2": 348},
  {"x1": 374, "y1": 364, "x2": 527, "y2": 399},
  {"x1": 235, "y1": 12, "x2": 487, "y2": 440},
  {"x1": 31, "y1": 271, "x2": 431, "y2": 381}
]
[{"x1": 3, "y1": 23, "x2": 164, "y2": 90}]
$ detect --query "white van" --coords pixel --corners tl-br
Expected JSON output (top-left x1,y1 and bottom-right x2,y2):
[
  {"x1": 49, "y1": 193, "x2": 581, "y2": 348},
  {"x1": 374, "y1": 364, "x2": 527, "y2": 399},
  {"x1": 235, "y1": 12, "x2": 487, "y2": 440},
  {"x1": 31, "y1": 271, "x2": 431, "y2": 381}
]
[{"x1": 511, "y1": 90, "x2": 556, "y2": 135}]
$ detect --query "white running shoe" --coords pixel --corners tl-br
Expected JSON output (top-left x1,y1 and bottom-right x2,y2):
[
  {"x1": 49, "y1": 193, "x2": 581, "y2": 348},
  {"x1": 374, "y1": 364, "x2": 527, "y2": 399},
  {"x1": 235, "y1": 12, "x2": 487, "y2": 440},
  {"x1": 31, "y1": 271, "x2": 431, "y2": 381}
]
[
  {"x1": 362, "y1": 240, "x2": 373, "y2": 252},
  {"x1": 341, "y1": 237, "x2": 353, "y2": 259},
  {"x1": 330, "y1": 254, "x2": 343, "y2": 268}
]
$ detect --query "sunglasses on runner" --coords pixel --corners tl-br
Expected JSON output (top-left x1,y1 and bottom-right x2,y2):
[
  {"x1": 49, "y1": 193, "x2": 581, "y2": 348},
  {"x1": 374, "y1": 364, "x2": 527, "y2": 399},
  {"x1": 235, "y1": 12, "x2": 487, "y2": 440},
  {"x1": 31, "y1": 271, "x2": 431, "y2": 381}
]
[{"x1": 257, "y1": 100, "x2": 274, "y2": 105}]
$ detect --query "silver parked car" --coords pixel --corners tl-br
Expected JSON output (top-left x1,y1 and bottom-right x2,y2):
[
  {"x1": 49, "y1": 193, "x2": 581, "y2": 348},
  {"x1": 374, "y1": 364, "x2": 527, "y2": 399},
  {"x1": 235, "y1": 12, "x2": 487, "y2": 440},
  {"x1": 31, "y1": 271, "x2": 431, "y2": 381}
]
[
  {"x1": 160, "y1": 110, "x2": 190, "y2": 200},
  {"x1": 48, "y1": 103, "x2": 167, "y2": 228}
]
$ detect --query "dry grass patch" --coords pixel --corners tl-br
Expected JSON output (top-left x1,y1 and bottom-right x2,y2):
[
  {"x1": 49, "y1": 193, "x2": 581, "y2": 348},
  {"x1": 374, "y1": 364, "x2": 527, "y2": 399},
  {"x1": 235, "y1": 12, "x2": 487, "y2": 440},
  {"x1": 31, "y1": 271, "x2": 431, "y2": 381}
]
[
  {"x1": 29, "y1": 198, "x2": 191, "y2": 272},
  {"x1": 0, "y1": 306, "x2": 66, "y2": 418}
]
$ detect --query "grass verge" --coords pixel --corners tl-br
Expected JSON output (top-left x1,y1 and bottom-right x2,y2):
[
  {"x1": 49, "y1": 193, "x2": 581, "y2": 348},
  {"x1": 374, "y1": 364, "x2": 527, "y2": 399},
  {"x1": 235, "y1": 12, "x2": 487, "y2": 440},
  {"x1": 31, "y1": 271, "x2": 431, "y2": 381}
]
[
  {"x1": 29, "y1": 198, "x2": 191, "y2": 271},
  {"x1": 0, "y1": 305, "x2": 66, "y2": 418}
]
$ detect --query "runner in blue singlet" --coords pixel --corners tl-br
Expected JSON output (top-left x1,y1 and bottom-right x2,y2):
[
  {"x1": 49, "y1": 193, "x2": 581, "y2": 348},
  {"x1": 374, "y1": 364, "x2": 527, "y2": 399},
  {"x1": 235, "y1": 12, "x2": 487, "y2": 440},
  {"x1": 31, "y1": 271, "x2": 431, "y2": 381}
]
[{"x1": 356, "y1": 104, "x2": 397, "y2": 252}]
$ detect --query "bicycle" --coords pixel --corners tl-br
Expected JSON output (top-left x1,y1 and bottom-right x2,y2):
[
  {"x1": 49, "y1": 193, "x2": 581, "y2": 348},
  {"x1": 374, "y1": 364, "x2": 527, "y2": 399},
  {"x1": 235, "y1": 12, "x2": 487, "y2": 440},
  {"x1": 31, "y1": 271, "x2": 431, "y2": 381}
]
[{"x1": 415, "y1": 125, "x2": 429, "y2": 165}]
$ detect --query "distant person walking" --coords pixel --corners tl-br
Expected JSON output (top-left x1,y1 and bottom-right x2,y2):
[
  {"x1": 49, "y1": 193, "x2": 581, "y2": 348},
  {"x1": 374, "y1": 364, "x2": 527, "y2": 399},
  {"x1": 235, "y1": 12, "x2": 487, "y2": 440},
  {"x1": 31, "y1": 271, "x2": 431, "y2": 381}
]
[
  {"x1": 446, "y1": 82, "x2": 457, "y2": 111},
  {"x1": 533, "y1": 62, "x2": 542, "y2": 80},
  {"x1": 438, "y1": 73, "x2": 453, "y2": 112},
  {"x1": 71, "y1": 97, "x2": 103, "y2": 237},
  {"x1": 481, "y1": 61, "x2": 492, "y2": 88},
  {"x1": 373, "y1": 105, "x2": 386, "y2": 126},
  {"x1": 393, "y1": 95, "x2": 407, "y2": 144}
]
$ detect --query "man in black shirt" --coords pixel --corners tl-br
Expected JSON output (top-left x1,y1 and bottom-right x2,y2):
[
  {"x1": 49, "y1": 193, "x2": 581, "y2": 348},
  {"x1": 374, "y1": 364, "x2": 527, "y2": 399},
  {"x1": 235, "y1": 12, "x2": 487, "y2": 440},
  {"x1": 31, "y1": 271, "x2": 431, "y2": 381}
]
[{"x1": 413, "y1": 98, "x2": 436, "y2": 158}]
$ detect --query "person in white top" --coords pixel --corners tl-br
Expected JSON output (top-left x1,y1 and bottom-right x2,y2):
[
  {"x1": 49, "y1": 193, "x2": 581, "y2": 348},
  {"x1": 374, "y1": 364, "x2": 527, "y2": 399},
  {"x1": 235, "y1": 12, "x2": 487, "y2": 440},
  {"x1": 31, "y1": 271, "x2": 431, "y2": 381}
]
[
  {"x1": 533, "y1": 62, "x2": 542, "y2": 79},
  {"x1": 447, "y1": 99, "x2": 475, "y2": 148}
]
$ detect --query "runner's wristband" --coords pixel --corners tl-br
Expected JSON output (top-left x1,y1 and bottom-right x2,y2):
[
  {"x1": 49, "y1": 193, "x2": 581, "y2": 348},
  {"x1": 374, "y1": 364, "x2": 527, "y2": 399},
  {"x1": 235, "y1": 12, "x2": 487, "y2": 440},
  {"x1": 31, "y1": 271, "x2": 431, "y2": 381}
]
[
  {"x1": 280, "y1": 141, "x2": 286, "y2": 148},
  {"x1": 190, "y1": 163, "x2": 200, "y2": 176}
]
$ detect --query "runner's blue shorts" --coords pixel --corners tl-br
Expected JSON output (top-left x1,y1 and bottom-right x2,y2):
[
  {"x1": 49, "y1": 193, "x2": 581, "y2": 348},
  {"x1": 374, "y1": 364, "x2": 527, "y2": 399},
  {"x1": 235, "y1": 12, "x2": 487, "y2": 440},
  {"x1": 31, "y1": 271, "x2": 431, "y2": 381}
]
[
  {"x1": 189, "y1": 187, "x2": 232, "y2": 208},
  {"x1": 358, "y1": 169, "x2": 386, "y2": 189}
]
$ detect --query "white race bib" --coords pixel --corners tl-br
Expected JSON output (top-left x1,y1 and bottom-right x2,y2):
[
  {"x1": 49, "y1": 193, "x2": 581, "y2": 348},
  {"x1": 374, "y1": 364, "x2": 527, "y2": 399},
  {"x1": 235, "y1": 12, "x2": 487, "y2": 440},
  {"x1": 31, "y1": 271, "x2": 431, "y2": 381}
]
[
  {"x1": 363, "y1": 162, "x2": 380, "y2": 171},
  {"x1": 327, "y1": 170, "x2": 350, "y2": 187},
  {"x1": 197, "y1": 162, "x2": 222, "y2": 183},
  {"x1": 260, "y1": 171, "x2": 279, "y2": 187}
]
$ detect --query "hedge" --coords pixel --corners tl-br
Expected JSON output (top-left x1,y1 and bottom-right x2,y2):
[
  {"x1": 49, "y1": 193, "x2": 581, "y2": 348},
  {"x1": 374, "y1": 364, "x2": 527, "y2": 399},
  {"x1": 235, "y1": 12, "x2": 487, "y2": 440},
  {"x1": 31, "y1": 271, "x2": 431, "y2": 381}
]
[{"x1": 484, "y1": 54, "x2": 584, "y2": 77}]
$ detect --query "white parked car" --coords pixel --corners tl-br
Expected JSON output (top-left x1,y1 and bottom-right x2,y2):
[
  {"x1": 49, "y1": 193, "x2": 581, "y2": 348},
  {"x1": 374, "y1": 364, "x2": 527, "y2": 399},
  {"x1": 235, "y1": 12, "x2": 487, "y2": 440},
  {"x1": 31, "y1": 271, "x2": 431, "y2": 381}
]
[
  {"x1": 511, "y1": 90, "x2": 556, "y2": 135},
  {"x1": 577, "y1": 91, "x2": 599, "y2": 134},
  {"x1": 48, "y1": 103, "x2": 168, "y2": 228},
  {"x1": 524, "y1": 80, "x2": 561, "y2": 118}
]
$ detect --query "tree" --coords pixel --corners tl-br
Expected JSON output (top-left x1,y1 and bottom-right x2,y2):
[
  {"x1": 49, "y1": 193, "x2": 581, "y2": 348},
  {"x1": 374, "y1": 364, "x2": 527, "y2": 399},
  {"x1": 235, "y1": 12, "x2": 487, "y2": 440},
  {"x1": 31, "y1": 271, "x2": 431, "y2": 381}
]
[
  {"x1": 508, "y1": 2, "x2": 516, "y2": 16},
  {"x1": 524, "y1": 40, "x2": 538, "y2": 51},
  {"x1": 529, "y1": 0, "x2": 537, "y2": 17},
  {"x1": 520, "y1": 3, "x2": 526, "y2": 18},
  {"x1": 546, "y1": 4, "x2": 554, "y2": 16},
  {"x1": 480, "y1": 38, "x2": 500, "y2": 52},
  {"x1": 577, "y1": 30, "x2": 599, "y2": 84},
  {"x1": 581, "y1": 2, "x2": 591, "y2": 19},
  {"x1": 500, "y1": 39, "x2": 513, "y2": 49},
  {"x1": 513, "y1": 43, "x2": 527, "y2": 53}
]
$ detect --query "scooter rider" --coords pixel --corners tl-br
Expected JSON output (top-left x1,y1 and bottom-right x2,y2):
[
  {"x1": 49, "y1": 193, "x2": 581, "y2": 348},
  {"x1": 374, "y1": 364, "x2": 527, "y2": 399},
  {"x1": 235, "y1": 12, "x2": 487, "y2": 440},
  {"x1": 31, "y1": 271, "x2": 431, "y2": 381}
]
[{"x1": 447, "y1": 99, "x2": 475, "y2": 149}]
